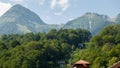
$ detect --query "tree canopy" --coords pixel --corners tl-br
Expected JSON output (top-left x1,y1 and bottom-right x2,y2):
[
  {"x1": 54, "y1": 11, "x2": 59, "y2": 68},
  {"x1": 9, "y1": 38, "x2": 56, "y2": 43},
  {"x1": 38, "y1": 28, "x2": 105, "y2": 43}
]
[
  {"x1": 0, "y1": 28, "x2": 91, "y2": 68},
  {"x1": 67, "y1": 24, "x2": 120, "y2": 68}
]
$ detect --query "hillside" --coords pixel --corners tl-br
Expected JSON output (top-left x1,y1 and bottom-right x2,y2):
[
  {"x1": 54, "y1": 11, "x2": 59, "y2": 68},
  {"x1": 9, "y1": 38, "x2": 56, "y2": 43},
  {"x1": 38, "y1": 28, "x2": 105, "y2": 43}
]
[
  {"x1": 67, "y1": 24, "x2": 120, "y2": 68},
  {"x1": 63, "y1": 12, "x2": 113, "y2": 35},
  {"x1": 0, "y1": 4, "x2": 45, "y2": 34},
  {"x1": 0, "y1": 4, "x2": 119, "y2": 35},
  {"x1": 115, "y1": 13, "x2": 120, "y2": 23},
  {"x1": 0, "y1": 4, "x2": 62, "y2": 35}
]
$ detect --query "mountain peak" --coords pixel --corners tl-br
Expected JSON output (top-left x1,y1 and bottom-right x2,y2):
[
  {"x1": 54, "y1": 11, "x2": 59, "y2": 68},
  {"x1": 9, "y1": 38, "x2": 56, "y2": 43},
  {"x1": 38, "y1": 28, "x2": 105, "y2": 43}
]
[
  {"x1": 0, "y1": 4, "x2": 46, "y2": 35},
  {"x1": 63, "y1": 12, "x2": 110, "y2": 35},
  {"x1": 12, "y1": 4, "x2": 24, "y2": 8},
  {"x1": 5, "y1": 4, "x2": 29, "y2": 14},
  {"x1": 1, "y1": 4, "x2": 45, "y2": 25}
]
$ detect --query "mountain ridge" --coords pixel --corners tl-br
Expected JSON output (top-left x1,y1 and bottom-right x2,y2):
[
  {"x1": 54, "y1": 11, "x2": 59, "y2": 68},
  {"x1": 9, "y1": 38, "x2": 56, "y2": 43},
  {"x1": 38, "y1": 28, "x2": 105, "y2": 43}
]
[
  {"x1": 63, "y1": 12, "x2": 112, "y2": 35},
  {"x1": 0, "y1": 4, "x2": 47, "y2": 35},
  {"x1": 0, "y1": 4, "x2": 119, "y2": 35}
]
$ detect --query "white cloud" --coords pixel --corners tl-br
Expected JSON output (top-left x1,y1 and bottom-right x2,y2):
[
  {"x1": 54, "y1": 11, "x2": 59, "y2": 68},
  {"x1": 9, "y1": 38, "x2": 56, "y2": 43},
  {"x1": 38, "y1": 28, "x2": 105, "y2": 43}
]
[
  {"x1": 50, "y1": 0, "x2": 69, "y2": 16},
  {"x1": 50, "y1": 0, "x2": 69, "y2": 11},
  {"x1": 51, "y1": 0, "x2": 57, "y2": 9},
  {"x1": 58, "y1": 0, "x2": 69, "y2": 11},
  {"x1": 0, "y1": 2, "x2": 12, "y2": 16}
]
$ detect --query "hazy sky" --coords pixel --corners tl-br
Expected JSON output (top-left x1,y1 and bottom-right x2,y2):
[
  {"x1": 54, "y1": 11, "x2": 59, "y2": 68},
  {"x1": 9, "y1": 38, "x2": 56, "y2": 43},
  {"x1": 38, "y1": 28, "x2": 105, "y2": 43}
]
[{"x1": 0, "y1": 0, "x2": 120, "y2": 24}]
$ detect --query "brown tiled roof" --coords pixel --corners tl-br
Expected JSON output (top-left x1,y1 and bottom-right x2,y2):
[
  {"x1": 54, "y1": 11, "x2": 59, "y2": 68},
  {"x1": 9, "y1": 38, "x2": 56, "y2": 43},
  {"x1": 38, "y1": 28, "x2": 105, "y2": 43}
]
[{"x1": 75, "y1": 60, "x2": 90, "y2": 65}]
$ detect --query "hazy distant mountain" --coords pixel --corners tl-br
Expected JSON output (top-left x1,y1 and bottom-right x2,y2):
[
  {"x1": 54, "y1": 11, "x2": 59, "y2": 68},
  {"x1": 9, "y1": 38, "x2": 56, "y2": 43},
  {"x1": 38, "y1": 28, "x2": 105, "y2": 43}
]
[
  {"x1": 0, "y1": 4, "x2": 62, "y2": 35},
  {"x1": 115, "y1": 13, "x2": 120, "y2": 23},
  {"x1": 63, "y1": 12, "x2": 112, "y2": 35},
  {"x1": 0, "y1": 4, "x2": 119, "y2": 35},
  {"x1": 0, "y1": 4, "x2": 46, "y2": 34}
]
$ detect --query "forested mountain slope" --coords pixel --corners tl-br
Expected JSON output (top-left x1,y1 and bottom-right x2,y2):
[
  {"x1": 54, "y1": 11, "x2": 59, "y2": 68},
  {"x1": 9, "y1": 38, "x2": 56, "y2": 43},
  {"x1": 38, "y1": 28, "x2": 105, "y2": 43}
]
[{"x1": 67, "y1": 24, "x2": 120, "y2": 68}]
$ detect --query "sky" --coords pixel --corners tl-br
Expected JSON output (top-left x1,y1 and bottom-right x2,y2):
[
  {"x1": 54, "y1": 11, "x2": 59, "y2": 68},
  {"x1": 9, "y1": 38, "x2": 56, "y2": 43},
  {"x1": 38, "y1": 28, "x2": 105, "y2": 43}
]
[{"x1": 0, "y1": 0, "x2": 120, "y2": 24}]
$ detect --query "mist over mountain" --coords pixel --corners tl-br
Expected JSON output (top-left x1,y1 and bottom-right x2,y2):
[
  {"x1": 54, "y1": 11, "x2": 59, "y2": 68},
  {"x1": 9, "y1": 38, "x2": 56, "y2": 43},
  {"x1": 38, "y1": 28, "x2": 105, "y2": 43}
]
[{"x1": 0, "y1": 4, "x2": 119, "y2": 35}]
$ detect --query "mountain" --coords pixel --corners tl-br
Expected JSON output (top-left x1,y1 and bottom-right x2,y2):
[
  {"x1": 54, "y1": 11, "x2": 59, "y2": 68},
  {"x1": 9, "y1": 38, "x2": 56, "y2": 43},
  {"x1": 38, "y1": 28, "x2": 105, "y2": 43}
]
[
  {"x1": 0, "y1": 4, "x2": 119, "y2": 35},
  {"x1": 0, "y1": 4, "x2": 64, "y2": 35},
  {"x1": 63, "y1": 12, "x2": 112, "y2": 35},
  {"x1": 0, "y1": 4, "x2": 59, "y2": 35},
  {"x1": 115, "y1": 13, "x2": 120, "y2": 23}
]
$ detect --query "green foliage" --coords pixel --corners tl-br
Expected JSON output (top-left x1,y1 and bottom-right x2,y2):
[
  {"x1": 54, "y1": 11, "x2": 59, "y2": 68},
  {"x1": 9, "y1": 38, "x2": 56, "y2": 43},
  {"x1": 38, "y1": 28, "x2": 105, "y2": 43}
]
[
  {"x1": 0, "y1": 29, "x2": 91, "y2": 68},
  {"x1": 67, "y1": 24, "x2": 120, "y2": 68},
  {"x1": 9, "y1": 40, "x2": 20, "y2": 48}
]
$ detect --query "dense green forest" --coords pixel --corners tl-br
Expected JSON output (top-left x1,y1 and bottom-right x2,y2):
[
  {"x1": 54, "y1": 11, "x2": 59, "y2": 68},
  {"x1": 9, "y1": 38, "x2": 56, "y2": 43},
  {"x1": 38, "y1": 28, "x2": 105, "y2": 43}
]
[
  {"x1": 0, "y1": 29, "x2": 91, "y2": 68},
  {"x1": 0, "y1": 24, "x2": 120, "y2": 68},
  {"x1": 67, "y1": 24, "x2": 120, "y2": 68}
]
